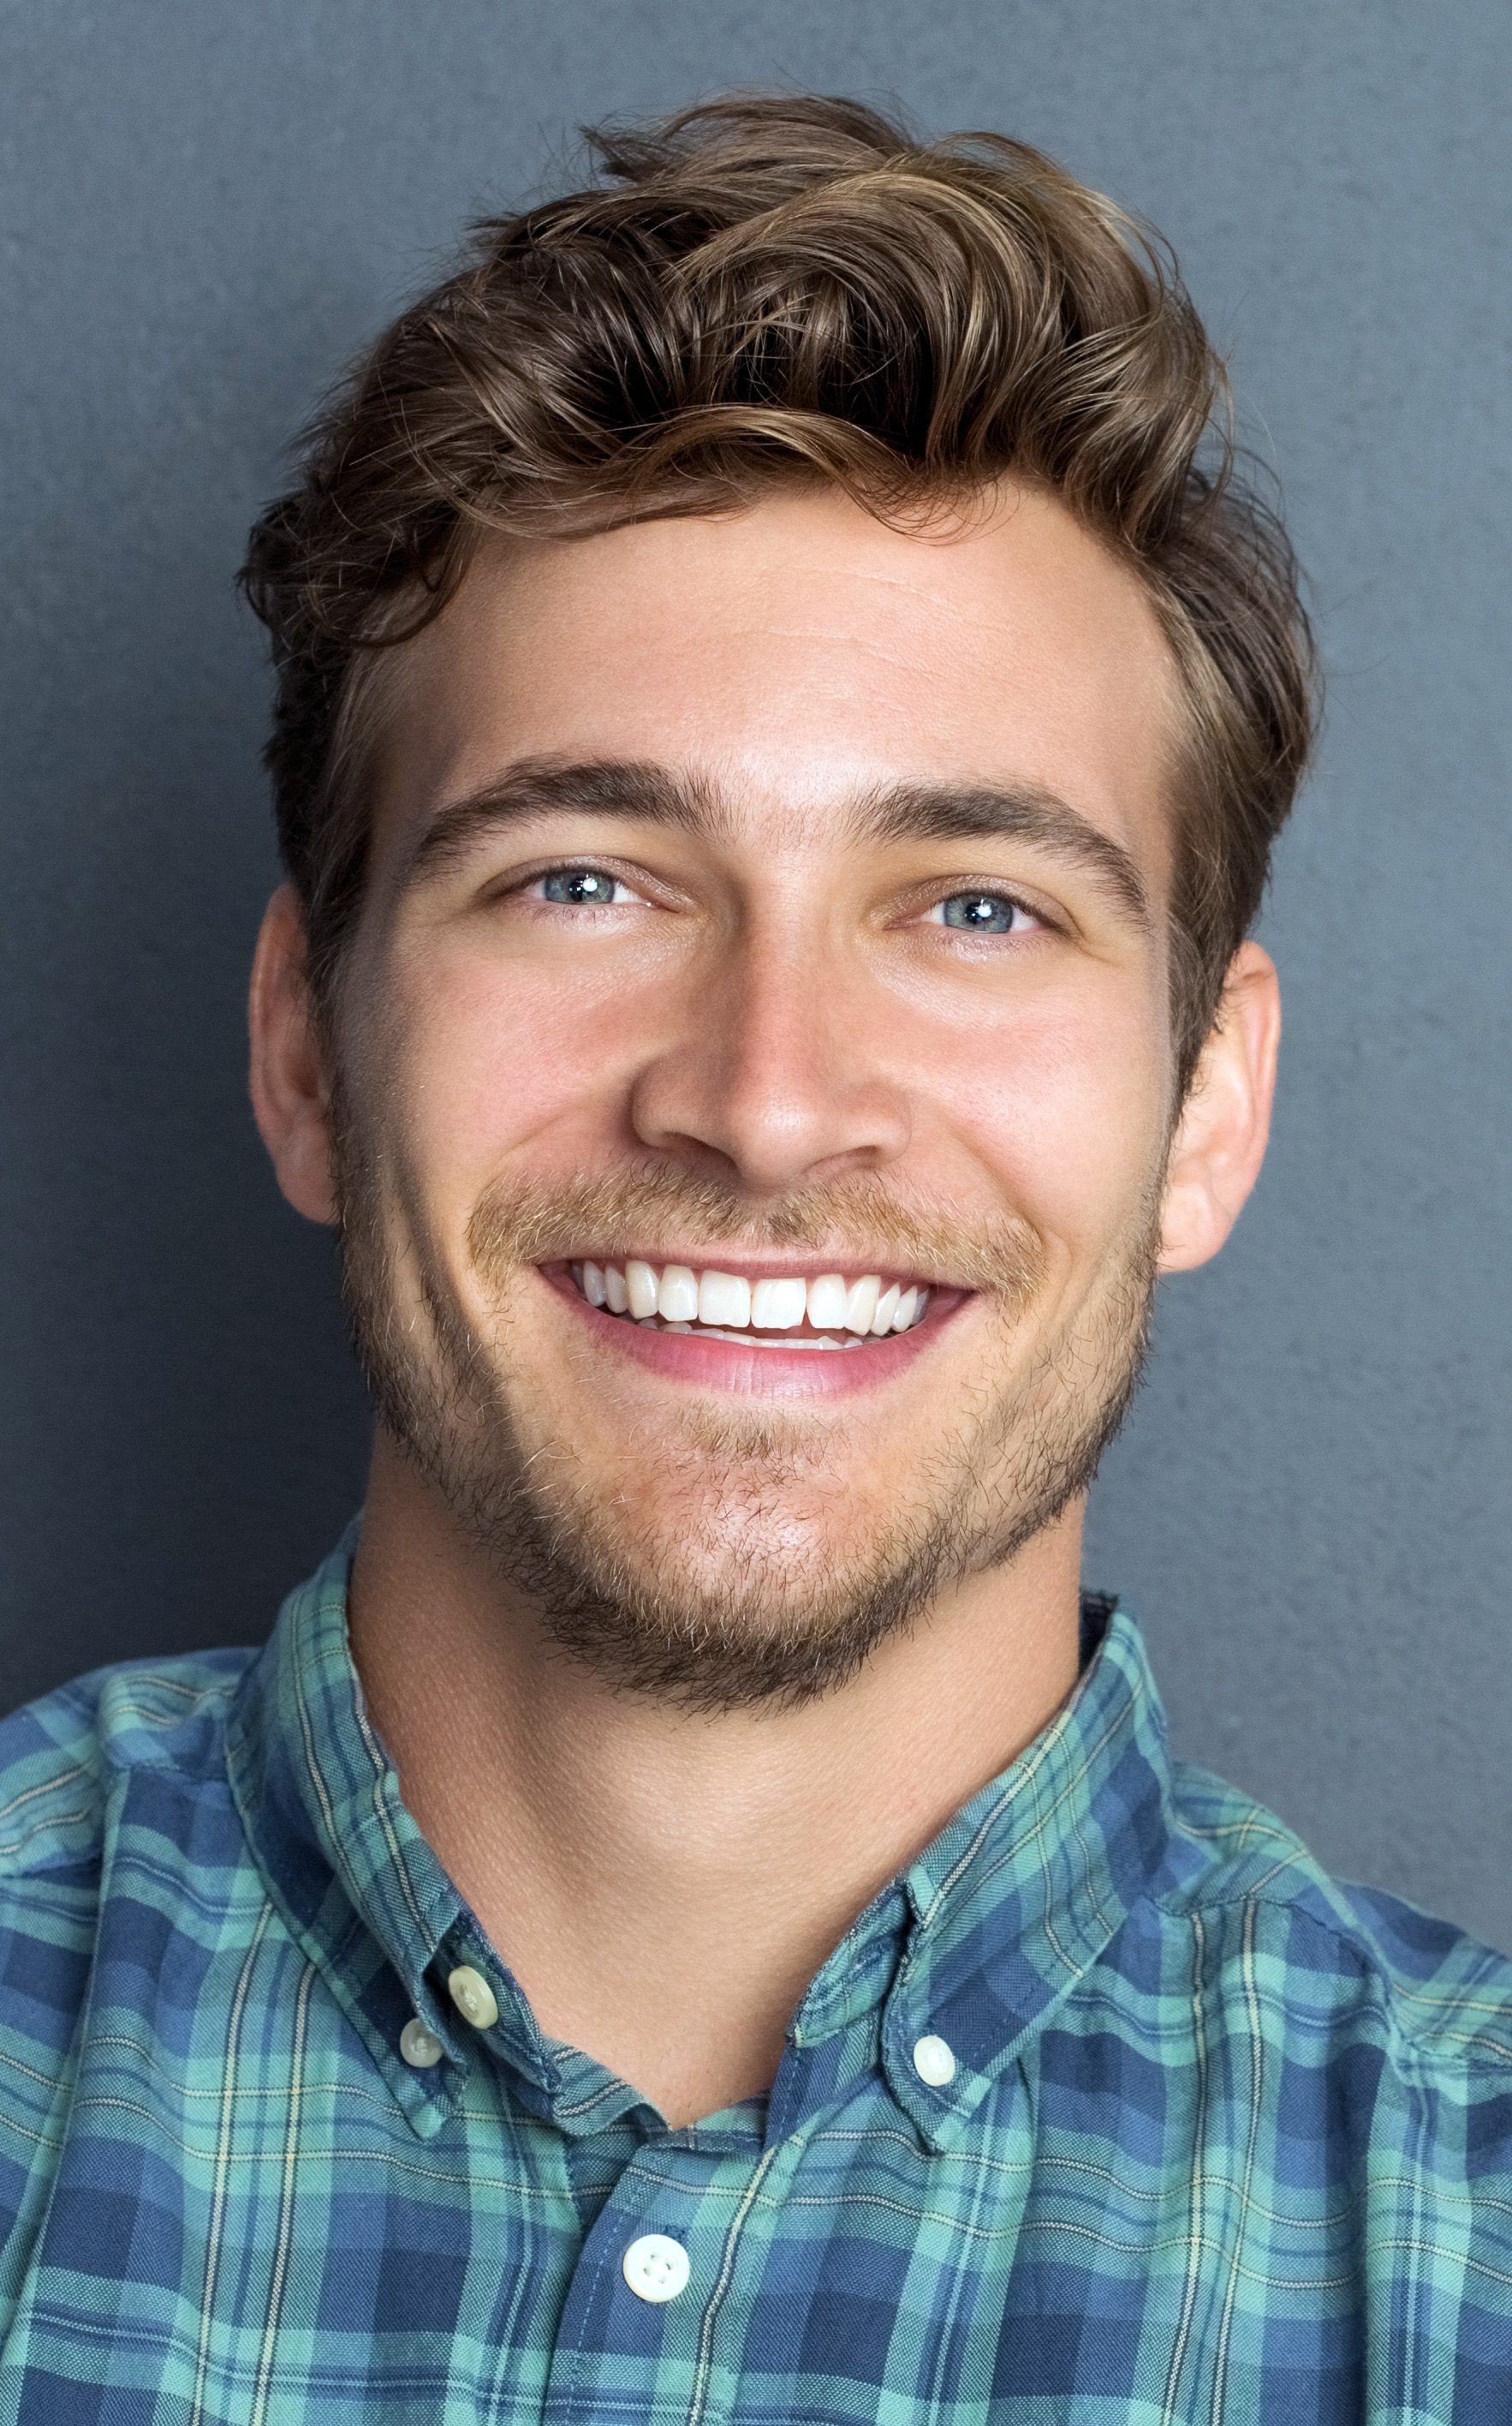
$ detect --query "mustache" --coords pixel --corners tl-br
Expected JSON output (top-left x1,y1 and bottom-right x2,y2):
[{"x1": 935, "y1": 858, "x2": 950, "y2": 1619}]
[{"x1": 466, "y1": 1165, "x2": 1046, "y2": 1299}]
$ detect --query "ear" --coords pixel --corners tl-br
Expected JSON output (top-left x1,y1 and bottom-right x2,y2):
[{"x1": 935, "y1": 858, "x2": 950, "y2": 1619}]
[
  {"x1": 248, "y1": 883, "x2": 339, "y2": 1225},
  {"x1": 1158, "y1": 939, "x2": 1280, "y2": 1273}
]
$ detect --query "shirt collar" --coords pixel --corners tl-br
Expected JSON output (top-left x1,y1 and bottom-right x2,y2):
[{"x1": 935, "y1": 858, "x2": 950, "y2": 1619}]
[
  {"x1": 884, "y1": 1597, "x2": 1173, "y2": 2145},
  {"x1": 761, "y1": 1592, "x2": 1174, "y2": 2149},
  {"x1": 228, "y1": 1529, "x2": 682, "y2": 2143},
  {"x1": 227, "y1": 1526, "x2": 1174, "y2": 2149},
  {"x1": 228, "y1": 1523, "x2": 473, "y2": 2136}
]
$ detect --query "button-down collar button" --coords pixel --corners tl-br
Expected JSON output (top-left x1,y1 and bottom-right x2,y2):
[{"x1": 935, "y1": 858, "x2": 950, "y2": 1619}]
[
  {"x1": 912, "y1": 2032, "x2": 957, "y2": 2087},
  {"x1": 622, "y1": 2233, "x2": 690, "y2": 2304},
  {"x1": 447, "y1": 1964, "x2": 500, "y2": 2030},
  {"x1": 398, "y1": 2018, "x2": 443, "y2": 2070}
]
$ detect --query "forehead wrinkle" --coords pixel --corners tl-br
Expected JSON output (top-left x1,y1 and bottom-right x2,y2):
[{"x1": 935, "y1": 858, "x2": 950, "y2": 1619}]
[{"x1": 712, "y1": 614, "x2": 953, "y2": 686}]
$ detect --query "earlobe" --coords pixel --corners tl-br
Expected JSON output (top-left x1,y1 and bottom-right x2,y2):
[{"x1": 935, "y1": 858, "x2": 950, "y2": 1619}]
[
  {"x1": 247, "y1": 883, "x2": 340, "y2": 1225},
  {"x1": 1158, "y1": 940, "x2": 1281, "y2": 1274}
]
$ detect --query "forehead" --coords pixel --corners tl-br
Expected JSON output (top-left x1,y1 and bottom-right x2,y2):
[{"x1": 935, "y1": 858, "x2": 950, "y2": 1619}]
[{"x1": 373, "y1": 484, "x2": 1181, "y2": 876}]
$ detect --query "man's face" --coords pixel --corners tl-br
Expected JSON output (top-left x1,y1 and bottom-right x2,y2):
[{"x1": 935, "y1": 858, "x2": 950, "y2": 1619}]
[{"x1": 325, "y1": 485, "x2": 1188, "y2": 1706}]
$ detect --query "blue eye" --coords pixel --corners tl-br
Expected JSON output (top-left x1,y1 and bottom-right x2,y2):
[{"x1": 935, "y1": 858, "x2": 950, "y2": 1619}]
[
  {"x1": 537, "y1": 867, "x2": 625, "y2": 906},
  {"x1": 936, "y1": 891, "x2": 1029, "y2": 934}
]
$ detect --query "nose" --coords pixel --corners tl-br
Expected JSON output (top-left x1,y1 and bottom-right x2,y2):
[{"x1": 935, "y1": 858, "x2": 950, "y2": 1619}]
[{"x1": 628, "y1": 931, "x2": 912, "y2": 1195}]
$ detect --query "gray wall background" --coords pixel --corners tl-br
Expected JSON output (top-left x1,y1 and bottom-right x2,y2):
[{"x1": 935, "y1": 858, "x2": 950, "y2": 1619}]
[{"x1": 3, "y1": 2, "x2": 1508, "y2": 1944}]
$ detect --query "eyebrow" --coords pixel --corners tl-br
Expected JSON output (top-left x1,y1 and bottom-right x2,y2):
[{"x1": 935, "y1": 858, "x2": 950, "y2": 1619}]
[
  {"x1": 401, "y1": 754, "x2": 1152, "y2": 930},
  {"x1": 848, "y1": 779, "x2": 1152, "y2": 929},
  {"x1": 400, "y1": 758, "x2": 711, "y2": 887}
]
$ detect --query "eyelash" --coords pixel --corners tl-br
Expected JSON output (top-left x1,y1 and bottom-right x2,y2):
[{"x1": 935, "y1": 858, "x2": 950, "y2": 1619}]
[{"x1": 515, "y1": 864, "x2": 1046, "y2": 936}]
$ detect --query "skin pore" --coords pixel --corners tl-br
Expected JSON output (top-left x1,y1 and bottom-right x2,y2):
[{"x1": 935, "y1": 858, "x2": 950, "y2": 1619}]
[{"x1": 249, "y1": 483, "x2": 1278, "y2": 2127}]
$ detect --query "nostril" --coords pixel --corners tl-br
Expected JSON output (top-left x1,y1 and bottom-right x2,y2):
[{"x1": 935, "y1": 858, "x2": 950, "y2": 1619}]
[{"x1": 626, "y1": 1033, "x2": 912, "y2": 1195}]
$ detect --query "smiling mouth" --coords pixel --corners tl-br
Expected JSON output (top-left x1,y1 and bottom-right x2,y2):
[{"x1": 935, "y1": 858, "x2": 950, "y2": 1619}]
[{"x1": 567, "y1": 1259, "x2": 933, "y2": 1350}]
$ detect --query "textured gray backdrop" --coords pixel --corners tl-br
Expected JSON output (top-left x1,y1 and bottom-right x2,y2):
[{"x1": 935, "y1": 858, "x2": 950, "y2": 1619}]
[{"x1": 2, "y1": 2, "x2": 1508, "y2": 1944}]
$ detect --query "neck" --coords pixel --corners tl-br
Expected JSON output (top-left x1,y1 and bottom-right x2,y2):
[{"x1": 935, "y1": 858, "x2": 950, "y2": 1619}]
[{"x1": 347, "y1": 1428, "x2": 1085, "y2": 2128}]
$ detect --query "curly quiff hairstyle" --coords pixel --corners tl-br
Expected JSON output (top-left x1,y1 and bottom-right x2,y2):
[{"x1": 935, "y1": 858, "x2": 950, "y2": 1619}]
[{"x1": 241, "y1": 92, "x2": 1315, "y2": 1084}]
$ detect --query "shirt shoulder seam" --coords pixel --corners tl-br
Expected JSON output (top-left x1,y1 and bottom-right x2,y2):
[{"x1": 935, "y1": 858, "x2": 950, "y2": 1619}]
[
  {"x1": 0, "y1": 1651, "x2": 259, "y2": 1882},
  {"x1": 1146, "y1": 1873, "x2": 1512, "y2": 2075}
]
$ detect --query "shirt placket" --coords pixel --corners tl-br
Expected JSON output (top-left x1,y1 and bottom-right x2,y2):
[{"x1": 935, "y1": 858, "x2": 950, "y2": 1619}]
[{"x1": 540, "y1": 2113, "x2": 783, "y2": 2426}]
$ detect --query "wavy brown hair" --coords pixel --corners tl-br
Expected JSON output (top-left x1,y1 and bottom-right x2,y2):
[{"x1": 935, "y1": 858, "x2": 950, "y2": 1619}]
[{"x1": 240, "y1": 92, "x2": 1315, "y2": 1082}]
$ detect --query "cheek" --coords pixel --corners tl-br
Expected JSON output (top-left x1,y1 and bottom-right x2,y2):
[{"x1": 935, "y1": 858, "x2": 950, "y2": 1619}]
[
  {"x1": 932, "y1": 981, "x2": 1169, "y2": 1259},
  {"x1": 374, "y1": 938, "x2": 656, "y2": 1205}
]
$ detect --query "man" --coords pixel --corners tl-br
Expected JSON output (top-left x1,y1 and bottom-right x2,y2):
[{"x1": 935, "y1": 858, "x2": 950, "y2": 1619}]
[{"x1": 0, "y1": 91, "x2": 1507, "y2": 2423}]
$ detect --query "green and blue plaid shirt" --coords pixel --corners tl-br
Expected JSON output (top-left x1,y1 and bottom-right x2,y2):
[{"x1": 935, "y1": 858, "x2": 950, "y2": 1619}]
[{"x1": 0, "y1": 1528, "x2": 1509, "y2": 2422}]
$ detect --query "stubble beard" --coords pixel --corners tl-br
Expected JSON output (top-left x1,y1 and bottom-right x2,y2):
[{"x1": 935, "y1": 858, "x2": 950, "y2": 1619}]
[{"x1": 332, "y1": 1115, "x2": 1160, "y2": 1714}]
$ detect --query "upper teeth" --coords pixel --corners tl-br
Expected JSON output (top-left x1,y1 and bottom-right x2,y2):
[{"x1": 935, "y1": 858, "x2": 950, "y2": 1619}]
[{"x1": 571, "y1": 1261, "x2": 929, "y2": 1337}]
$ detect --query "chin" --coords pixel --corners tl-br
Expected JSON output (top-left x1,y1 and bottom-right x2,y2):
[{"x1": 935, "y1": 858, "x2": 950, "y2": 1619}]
[{"x1": 597, "y1": 1486, "x2": 854, "y2": 1594}]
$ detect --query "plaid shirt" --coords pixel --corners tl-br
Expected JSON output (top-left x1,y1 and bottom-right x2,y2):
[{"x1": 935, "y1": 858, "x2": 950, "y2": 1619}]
[{"x1": 0, "y1": 1530, "x2": 1509, "y2": 2422}]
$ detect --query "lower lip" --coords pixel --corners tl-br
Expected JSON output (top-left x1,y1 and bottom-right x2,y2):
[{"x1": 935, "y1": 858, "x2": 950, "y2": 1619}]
[{"x1": 542, "y1": 1267, "x2": 967, "y2": 1398}]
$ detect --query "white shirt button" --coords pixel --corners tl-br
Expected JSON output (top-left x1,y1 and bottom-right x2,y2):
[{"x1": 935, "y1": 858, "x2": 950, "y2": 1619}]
[
  {"x1": 398, "y1": 2018, "x2": 443, "y2": 2069},
  {"x1": 912, "y1": 2032, "x2": 957, "y2": 2087},
  {"x1": 447, "y1": 1964, "x2": 500, "y2": 2030},
  {"x1": 622, "y1": 2232, "x2": 690, "y2": 2304}
]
